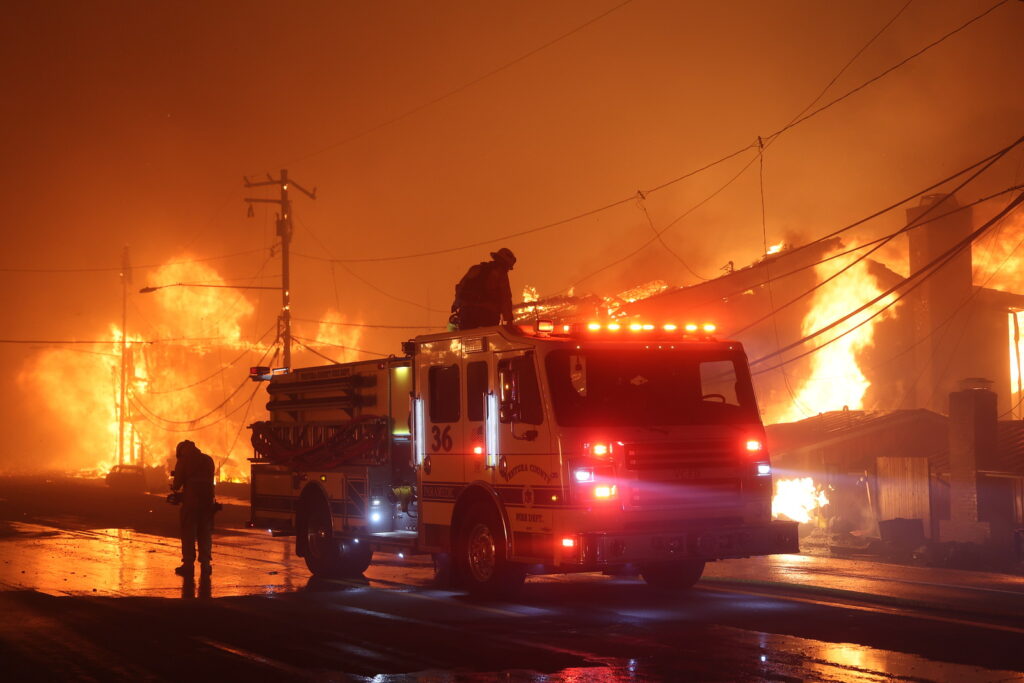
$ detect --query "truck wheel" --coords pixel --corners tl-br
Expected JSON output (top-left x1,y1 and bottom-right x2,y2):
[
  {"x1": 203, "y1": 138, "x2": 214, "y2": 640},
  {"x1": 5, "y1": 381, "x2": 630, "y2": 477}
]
[
  {"x1": 457, "y1": 504, "x2": 525, "y2": 599},
  {"x1": 640, "y1": 560, "x2": 705, "y2": 590},
  {"x1": 300, "y1": 495, "x2": 372, "y2": 578}
]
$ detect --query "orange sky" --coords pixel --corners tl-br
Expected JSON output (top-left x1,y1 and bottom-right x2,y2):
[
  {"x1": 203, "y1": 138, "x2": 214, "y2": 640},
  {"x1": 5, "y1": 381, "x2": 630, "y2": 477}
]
[{"x1": 1, "y1": 1, "x2": 1022, "y2": 470}]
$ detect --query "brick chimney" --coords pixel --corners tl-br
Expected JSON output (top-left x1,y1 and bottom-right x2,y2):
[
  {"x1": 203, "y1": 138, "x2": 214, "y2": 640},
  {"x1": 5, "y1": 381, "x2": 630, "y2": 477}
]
[
  {"x1": 906, "y1": 194, "x2": 974, "y2": 413},
  {"x1": 938, "y1": 379, "x2": 995, "y2": 544}
]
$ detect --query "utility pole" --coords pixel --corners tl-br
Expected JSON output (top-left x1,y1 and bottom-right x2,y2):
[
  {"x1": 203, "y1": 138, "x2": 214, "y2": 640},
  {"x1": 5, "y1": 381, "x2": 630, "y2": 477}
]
[
  {"x1": 244, "y1": 170, "x2": 316, "y2": 371},
  {"x1": 117, "y1": 246, "x2": 131, "y2": 467}
]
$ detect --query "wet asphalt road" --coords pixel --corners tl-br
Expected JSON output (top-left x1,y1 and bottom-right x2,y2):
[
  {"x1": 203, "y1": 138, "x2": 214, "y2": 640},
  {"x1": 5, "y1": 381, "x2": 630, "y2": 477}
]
[{"x1": 1, "y1": 477, "x2": 1023, "y2": 681}]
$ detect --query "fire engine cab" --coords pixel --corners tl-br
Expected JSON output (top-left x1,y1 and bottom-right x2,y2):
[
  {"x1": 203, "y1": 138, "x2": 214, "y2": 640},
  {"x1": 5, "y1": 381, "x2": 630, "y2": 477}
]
[{"x1": 249, "y1": 321, "x2": 799, "y2": 597}]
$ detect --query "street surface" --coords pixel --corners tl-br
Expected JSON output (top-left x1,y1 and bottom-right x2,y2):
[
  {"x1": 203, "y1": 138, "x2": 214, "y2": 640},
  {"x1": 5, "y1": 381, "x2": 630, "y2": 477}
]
[{"x1": 1, "y1": 477, "x2": 1022, "y2": 681}]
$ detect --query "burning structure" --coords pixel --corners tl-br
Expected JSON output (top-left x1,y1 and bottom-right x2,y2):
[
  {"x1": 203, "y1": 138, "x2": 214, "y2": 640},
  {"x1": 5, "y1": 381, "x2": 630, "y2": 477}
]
[
  {"x1": 15, "y1": 256, "x2": 363, "y2": 484},
  {"x1": 519, "y1": 193, "x2": 1024, "y2": 562}
]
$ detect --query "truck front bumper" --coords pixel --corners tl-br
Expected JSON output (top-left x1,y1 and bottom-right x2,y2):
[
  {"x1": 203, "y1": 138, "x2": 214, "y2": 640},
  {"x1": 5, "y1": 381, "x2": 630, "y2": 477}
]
[{"x1": 569, "y1": 520, "x2": 799, "y2": 566}]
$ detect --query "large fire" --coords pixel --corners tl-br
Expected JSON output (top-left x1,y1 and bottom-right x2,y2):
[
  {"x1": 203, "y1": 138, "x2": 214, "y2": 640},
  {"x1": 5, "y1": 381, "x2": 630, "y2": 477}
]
[
  {"x1": 772, "y1": 477, "x2": 829, "y2": 524},
  {"x1": 16, "y1": 256, "x2": 361, "y2": 483},
  {"x1": 974, "y1": 210, "x2": 1024, "y2": 418},
  {"x1": 769, "y1": 243, "x2": 898, "y2": 423}
]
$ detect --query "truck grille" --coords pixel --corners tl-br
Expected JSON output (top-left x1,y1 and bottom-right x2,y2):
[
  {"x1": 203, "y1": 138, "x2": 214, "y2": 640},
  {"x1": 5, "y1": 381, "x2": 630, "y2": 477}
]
[
  {"x1": 627, "y1": 478, "x2": 739, "y2": 509},
  {"x1": 623, "y1": 438, "x2": 738, "y2": 470}
]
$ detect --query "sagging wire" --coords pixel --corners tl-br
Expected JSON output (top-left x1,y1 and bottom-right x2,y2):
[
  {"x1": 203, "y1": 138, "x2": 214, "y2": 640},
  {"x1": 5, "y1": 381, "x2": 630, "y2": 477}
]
[{"x1": 750, "y1": 191, "x2": 1024, "y2": 375}]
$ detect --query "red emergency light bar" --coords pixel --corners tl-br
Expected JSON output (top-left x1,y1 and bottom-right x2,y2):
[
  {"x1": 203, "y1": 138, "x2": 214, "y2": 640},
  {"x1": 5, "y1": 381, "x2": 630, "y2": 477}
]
[{"x1": 542, "y1": 320, "x2": 719, "y2": 339}]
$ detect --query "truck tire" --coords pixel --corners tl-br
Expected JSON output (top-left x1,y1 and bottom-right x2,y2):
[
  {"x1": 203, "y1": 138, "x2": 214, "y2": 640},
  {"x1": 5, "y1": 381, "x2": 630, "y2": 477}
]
[
  {"x1": 640, "y1": 560, "x2": 705, "y2": 590},
  {"x1": 456, "y1": 503, "x2": 525, "y2": 599},
  {"x1": 300, "y1": 495, "x2": 373, "y2": 578}
]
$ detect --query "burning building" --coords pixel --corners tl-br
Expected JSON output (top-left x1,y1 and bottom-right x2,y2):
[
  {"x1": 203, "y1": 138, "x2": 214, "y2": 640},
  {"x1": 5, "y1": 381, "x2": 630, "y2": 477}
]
[{"x1": 519, "y1": 192, "x2": 1024, "y2": 560}]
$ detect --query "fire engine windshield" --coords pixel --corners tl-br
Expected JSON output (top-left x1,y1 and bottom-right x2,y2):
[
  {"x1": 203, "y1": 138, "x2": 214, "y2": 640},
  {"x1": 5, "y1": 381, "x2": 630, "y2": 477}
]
[{"x1": 545, "y1": 348, "x2": 759, "y2": 427}]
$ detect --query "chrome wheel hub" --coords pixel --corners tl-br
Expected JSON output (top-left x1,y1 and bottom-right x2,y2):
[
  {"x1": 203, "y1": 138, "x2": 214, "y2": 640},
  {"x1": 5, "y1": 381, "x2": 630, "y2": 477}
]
[{"x1": 467, "y1": 522, "x2": 496, "y2": 582}]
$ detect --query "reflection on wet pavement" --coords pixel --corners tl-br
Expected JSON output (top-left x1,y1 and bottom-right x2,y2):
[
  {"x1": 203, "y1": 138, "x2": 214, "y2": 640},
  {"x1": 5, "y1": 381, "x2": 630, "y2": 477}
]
[
  {"x1": 2, "y1": 520, "x2": 1024, "y2": 681},
  {"x1": 0, "y1": 522, "x2": 435, "y2": 598}
]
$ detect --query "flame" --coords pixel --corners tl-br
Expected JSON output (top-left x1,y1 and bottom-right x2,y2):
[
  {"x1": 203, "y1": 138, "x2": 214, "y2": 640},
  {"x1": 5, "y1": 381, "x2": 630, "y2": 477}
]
[
  {"x1": 766, "y1": 241, "x2": 785, "y2": 256},
  {"x1": 16, "y1": 257, "x2": 282, "y2": 482},
  {"x1": 146, "y1": 259, "x2": 255, "y2": 345},
  {"x1": 522, "y1": 285, "x2": 539, "y2": 304},
  {"x1": 973, "y1": 210, "x2": 1024, "y2": 292},
  {"x1": 616, "y1": 280, "x2": 668, "y2": 304},
  {"x1": 974, "y1": 210, "x2": 1024, "y2": 417},
  {"x1": 772, "y1": 477, "x2": 829, "y2": 523},
  {"x1": 309, "y1": 310, "x2": 363, "y2": 364},
  {"x1": 769, "y1": 243, "x2": 898, "y2": 423}
]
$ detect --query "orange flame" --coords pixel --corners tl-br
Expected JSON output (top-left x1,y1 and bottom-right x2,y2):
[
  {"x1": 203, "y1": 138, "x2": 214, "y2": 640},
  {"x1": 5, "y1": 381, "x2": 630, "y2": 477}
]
[
  {"x1": 975, "y1": 210, "x2": 1024, "y2": 417},
  {"x1": 769, "y1": 243, "x2": 898, "y2": 423},
  {"x1": 16, "y1": 257, "x2": 282, "y2": 482},
  {"x1": 772, "y1": 477, "x2": 829, "y2": 523},
  {"x1": 309, "y1": 310, "x2": 363, "y2": 364}
]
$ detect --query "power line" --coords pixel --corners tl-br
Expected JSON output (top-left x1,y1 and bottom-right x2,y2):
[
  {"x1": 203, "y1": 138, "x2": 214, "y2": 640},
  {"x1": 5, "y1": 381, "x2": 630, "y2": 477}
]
[
  {"x1": 146, "y1": 324, "x2": 277, "y2": 395},
  {"x1": 338, "y1": 262, "x2": 449, "y2": 313},
  {"x1": 217, "y1": 345, "x2": 280, "y2": 471},
  {"x1": 130, "y1": 340, "x2": 279, "y2": 428},
  {"x1": 286, "y1": 0, "x2": 634, "y2": 167},
  {"x1": 132, "y1": 342, "x2": 278, "y2": 428},
  {"x1": 0, "y1": 337, "x2": 235, "y2": 345},
  {"x1": 294, "y1": 316, "x2": 438, "y2": 330},
  {"x1": 294, "y1": 216, "x2": 446, "y2": 313},
  {"x1": 131, "y1": 382, "x2": 262, "y2": 434},
  {"x1": 783, "y1": 1, "x2": 915, "y2": 128},
  {"x1": 728, "y1": 139, "x2": 1024, "y2": 338},
  {"x1": 294, "y1": 337, "x2": 344, "y2": 365},
  {"x1": 750, "y1": 191, "x2": 1024, "y2": 375},
  {"x1": 764, "y1": 0, "x2": 1010, "y2": 145},
  {"x1": 594, "y1": 143, "x2": 1024, "y2": 324},
  {"x1": 292, "y1": 334, "x2": 391, "y2": 358},
  {"x1": 133, "y1": 374, "x2": 251, "y2": 426},
  {"x1": 636, "y1": 194, "x2": 710, "y2": 281},
  {"x1": 0, "y1": 248, "x2": 268, "y2": 274},
  {"x1": 564, "y1": 150, "x2": 762, "y2": 292},
  {"x1": 758, "y1": 140, "x2": 814, "y2": 419},
  {"x1": 296, "y1": 0, "x2": 1009, "y2": 267},
  {"x1": 555, "y1": 134, "x2": 1017, "y2": 299}
]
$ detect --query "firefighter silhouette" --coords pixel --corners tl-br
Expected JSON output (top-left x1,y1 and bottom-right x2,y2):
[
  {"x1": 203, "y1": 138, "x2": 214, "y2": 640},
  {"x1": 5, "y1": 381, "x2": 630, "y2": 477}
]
[
  {"x1": 171, "y1": 440, "x2": 216, "y2": 578},
  {"x1": 450, "y1": 247, "x2": 516, "y2": 330}
]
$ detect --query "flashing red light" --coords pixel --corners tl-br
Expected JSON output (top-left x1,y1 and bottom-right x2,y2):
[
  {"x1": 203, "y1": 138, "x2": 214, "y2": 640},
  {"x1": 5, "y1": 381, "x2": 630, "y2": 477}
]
[
  {"x1": 684, "y1": 323, "x2": 698, "y2": 332},
  {"x1": 587, "y1": 322, "x2": 602, "y2": 331},
  {"x1": 607, "y1": 322, "x2": 622, "y2": 331},
  {"x1": 472, "y1": 445, "x2": 484, "y2": 455},
  {"x1": 594, "y1": 484, "x2": 616, "y2": 499},
  {"x1": 746, "y1": 439, "x2": 763, "y2": 452},
  {"x1": 703, "y1": 323, "x2": 717, "y2": 333},
  {"x1": 561, "y1": 537, "x2": 576, "y2": 548}
]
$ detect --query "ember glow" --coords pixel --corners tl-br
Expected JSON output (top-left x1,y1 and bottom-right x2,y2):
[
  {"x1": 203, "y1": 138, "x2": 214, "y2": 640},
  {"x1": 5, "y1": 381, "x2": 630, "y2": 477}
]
[
  {"x1": 772, "y1": 477, "x2": 829, "y2": 524},
  {"x1": 771, "y1": 243, "x2": 898, "y2": 423}
]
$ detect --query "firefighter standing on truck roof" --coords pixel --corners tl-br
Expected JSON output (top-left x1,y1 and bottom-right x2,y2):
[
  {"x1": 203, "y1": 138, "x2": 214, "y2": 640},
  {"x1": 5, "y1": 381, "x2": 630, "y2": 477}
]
[
  {"x1": 172, "y1": 440, "x2": 216, "y2": 578},
  {"x1": 450, "y1": 247, "x2": 516, "y2": 330}
]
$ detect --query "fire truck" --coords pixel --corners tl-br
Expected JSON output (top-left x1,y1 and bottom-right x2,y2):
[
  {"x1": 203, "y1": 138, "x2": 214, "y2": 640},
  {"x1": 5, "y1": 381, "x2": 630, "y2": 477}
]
[{"x1": 248, "y1": 321, "x2": 799, "y2": 597}]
